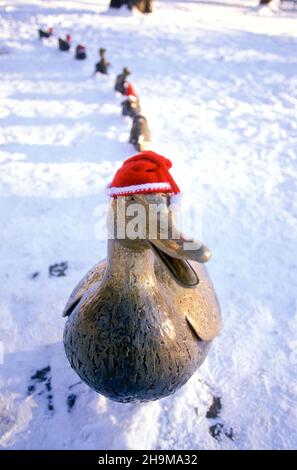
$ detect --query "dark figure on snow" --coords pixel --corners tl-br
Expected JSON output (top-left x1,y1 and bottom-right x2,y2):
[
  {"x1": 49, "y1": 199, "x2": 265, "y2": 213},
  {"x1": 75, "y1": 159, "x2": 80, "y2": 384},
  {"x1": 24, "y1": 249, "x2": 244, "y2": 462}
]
[
  {"x1": 115, "y1": 67, "x2": 130, "y2": 95},
  {"x1": 38, "y1": 27, "x2": 53, "y2": 39},
  {"x1": 129, "y1": 114, "x2": 151, "y2": 152},
  {"x1": 94, "y1": 48, "x2": 110, "y2": 75},
  {"x1": 128, "y1": 0, "x2": 153, "y2": 13},
  {"x1": 75, "y1": 44, "x2": 87, "y2": 60},
  {"x1": 58, "y1": 35, "x2": 71, "y2": 51},
  {"x1": 110, "y1": 0, "x2": 127, "y2": 7},
  {"x1": 121, "y1": 95, "x2": 141, "y2": 118},
  {"x1": 110, "y1": 0, "x2": 153, "y2": 13}
]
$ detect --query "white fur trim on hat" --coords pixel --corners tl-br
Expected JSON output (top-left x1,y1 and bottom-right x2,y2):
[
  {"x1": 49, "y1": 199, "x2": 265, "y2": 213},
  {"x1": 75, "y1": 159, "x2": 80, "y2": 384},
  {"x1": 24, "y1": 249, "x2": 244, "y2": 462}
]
[{"x1": 106, "y1": 182, "x2": 172, "y2": 197}]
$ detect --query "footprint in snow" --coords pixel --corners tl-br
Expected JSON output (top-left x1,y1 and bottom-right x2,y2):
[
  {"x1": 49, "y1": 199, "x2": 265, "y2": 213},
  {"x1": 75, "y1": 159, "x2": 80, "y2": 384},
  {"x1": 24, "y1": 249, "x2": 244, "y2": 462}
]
[
  {"x1": 66, "y1": 393, "x2": 77, "y2": 412},
  {"x1": 27, "y1": 360, "x2": 83, "y2": 416},
  {"x1": 206, "y1": 395, "x2": 235, "y2": 442},
  {"x1": 206, "y1": 395, "x2": 222, "y2": 419},
  {"x1": 209, "y1": 422, "x2": 234, "y2": 442},
  {"x1": 49, "y1": 261, "x2": 68, "y2": 277},
  {"x1": 66, "y1": 381, "x2": 84, "y2": 413},
  {"x1": 27, "y1": 365, "x2": 54, "y2": 413},
  {"x1": 30, "y1": 271, "x2": 40, "y2": 279},
  {"x1": 30, "y1": 262, "x2": 68, "y2": 279}
]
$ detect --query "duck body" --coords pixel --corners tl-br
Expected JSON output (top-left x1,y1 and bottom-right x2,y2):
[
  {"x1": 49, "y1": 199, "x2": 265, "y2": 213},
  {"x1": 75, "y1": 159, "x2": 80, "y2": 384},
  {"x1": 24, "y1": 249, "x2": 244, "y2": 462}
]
[
  {"x1": 58, "y1": 38, "x2": 71, "y2": 51},
  {"x1": 122, "y1": 96, "x2": 141, "y2": 119},
  {"x1": 75, "y1": 45, "x2": 87, "y2": 60},
  {"x1": 38, "y1": 28, "x2": 53, "y2": 39},
  {"x1": 95, "y1": 58, "x2": 110, "y2": 75},
  {"x1": 63, "y1": 241, "x2": 220, "y2": 403},
  {"x1": 115, "y1": 71, "x2": 129, "y2": 95},
  {"x1": 129, "y1": 115, "x2": 151, "y2": 152}
]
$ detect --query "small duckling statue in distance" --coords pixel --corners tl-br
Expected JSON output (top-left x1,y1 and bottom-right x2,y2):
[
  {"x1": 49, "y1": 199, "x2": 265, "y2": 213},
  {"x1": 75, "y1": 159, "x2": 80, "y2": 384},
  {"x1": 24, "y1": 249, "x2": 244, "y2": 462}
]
[
  {"x1": 115, "y1": 67, "x2": 130, "y2": 95},
  {"x1": 93, "y1": 48, "x2": 110, "y2": 75},
  {"x1": 58, "y1": 34, "x2": 72, "y2": 52}
]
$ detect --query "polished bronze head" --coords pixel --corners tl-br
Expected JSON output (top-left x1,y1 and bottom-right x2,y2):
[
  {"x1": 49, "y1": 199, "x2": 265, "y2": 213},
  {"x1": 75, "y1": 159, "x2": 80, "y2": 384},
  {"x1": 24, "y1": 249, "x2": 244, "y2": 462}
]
[{"x1": 107, "y1": 193, "x2": 211, "y2": 287}]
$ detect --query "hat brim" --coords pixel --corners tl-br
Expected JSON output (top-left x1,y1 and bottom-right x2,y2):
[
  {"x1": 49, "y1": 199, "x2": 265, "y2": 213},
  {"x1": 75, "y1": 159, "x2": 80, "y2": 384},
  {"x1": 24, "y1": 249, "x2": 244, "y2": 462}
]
[{"x1": 106, "y1": 182, "x2": 173, "y2": 197}]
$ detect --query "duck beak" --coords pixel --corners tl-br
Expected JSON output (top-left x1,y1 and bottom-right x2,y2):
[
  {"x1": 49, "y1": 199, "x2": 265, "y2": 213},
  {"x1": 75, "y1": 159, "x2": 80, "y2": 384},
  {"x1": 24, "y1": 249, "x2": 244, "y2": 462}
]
[
  {"x1": 131, "y1": 193, "x2": 211, "y2": 288},
  {"x1": 149, "y1": 234, "x2": 211, "y2": 288}
]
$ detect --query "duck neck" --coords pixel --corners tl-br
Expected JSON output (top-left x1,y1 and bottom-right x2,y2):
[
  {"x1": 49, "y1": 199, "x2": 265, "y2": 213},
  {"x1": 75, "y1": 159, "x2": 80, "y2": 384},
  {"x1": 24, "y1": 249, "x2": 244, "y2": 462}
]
[{"x1": 105, "y1": 239, "x2": 155, "y2": 285}]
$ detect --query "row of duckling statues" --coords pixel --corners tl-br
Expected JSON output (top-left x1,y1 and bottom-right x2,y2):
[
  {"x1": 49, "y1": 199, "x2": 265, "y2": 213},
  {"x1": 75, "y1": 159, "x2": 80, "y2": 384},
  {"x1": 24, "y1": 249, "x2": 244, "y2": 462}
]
[
  {"x1": 94, "y1": 52, "x2": 151, "y2": 151},
  {"x1": 63, "y1": 151, "x2": 222, "y2": 403},
  {"x1": 38, "y1": 28, "x2": 87, "y2": 59},
  {"x1": 114, "y1": 66, "x2": 152, "y2": 152},
  {"x1": 38, "y1": 27, "x2": 152, "y2": 152},
  {"x1": 39, "y1": 26, "x2": 221, "y2": 404}
]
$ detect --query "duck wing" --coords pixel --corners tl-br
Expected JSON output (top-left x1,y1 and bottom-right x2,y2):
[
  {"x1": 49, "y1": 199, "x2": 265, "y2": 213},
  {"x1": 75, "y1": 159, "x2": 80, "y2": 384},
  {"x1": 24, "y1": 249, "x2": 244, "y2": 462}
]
[
  {"x1": 184, "y1": 263, "x2": 222, "y2": 342},
  {"x1": 155, "y1": 257, "x2": 221, "y2": 342},
  {"x1": 62, "y1": 260, "x2": 106, "y2": 317}
]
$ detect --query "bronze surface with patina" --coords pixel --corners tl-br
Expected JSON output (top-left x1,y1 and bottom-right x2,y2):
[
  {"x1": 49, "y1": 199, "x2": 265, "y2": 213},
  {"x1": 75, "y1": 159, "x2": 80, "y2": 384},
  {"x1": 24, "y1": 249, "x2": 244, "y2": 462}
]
[{"x1": 63, "y1": 194, "x2": 221, "y2": 403}]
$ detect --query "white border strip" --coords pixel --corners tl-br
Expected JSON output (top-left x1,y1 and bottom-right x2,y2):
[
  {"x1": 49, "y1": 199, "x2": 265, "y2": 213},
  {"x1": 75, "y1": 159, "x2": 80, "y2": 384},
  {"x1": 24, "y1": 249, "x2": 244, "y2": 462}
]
[{"x1": 107, "y1": 182, "x2": 172, "y2": 196}]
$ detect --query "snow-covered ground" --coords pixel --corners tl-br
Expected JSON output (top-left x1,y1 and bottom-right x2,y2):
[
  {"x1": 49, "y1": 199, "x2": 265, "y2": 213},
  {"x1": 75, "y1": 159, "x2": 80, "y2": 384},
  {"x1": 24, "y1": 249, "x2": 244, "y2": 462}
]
[{"x1": 1, "y1": 0, "x2": 297, "y2": 450}]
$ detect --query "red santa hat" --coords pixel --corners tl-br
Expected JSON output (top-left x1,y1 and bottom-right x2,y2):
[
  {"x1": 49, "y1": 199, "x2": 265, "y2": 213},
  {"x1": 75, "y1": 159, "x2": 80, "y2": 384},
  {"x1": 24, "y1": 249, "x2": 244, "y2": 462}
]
[
  {"x1": 106, "y1": 151, "x2": 180, "y2": 197},
  {"x1": 66, "y1": 34, "x2": 72, "y2": 42},
  {"x1": 125, "y1": 82, "x2": 137, "y2": 98}
]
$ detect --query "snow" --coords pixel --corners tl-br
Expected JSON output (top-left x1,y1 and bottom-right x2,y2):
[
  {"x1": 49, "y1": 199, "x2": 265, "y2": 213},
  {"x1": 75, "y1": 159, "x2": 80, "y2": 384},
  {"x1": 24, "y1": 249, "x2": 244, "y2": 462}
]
[{"x1": 1, "y1": 0, "x2": 297, "y2": 450}]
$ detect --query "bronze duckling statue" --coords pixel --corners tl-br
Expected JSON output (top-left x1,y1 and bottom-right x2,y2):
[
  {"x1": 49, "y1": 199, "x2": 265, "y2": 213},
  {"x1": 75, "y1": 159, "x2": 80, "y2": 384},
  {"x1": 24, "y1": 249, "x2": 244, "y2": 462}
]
[{"x1": 63, "y1": 151, "x2": 221, "y2": 403}]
